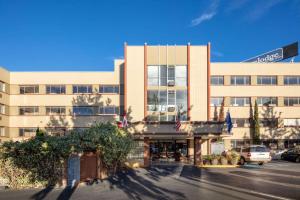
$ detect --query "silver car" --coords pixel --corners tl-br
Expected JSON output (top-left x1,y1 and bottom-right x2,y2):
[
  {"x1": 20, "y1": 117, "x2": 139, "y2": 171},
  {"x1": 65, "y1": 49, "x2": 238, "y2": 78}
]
[{"x1": 234, "y1": 145, "x2": 271, "y2": 165}]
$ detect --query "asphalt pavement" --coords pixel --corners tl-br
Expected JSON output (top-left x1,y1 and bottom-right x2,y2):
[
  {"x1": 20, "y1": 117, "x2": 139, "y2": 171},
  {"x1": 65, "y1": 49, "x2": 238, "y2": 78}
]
[{"x1": 0, "y1": 160, "x2": 299, "y2": 200}]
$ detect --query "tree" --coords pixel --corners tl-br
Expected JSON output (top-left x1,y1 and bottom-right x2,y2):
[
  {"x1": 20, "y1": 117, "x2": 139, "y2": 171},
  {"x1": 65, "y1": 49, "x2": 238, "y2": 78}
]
[
  {"x1": 253, "y1": 100, "x2": 261, "y2": 144},
  {"x1": 218, "y1": 100, "x2": 225, "y2": 122},
  {"x1": 35, "y1": 127, "x2": 46, "y2": 137}
]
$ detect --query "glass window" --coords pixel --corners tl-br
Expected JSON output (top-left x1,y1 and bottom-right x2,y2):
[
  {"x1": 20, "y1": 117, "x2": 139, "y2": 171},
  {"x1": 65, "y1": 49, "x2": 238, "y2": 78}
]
[
  {"x1": 257, "y1": 76, "x2": 277, "y2": 85},
  {"x1": 210, "y1": 76, "x2": 224, "y2": 85},
  {"x1": 284, "y1": 119, "x2": 300, "y2": 127},
  {"x1": 147, "y1": 90, "x2": 159, "y2": 111},
  {"x1": 284, "y1": 97, "x2": 300, "y2": 106},
  {"x1": 73, "y1": 85, "x2": 92, "y2": 94},
  {"x1": 0, "y1": 127, "x2": 5, "y2": 137},
  {"x1": 159, "y1": 90, "x2": 168, "y2": 112},
  {"x1": 175, "y1": 65, "x2": 187, "y2": 86},
  {"x1": 168, "y1": 66, "x2": 175, "y2": 81},
  {"x1": 230, "y1": 97, "x2": 250, "y2": 106},
  {"x1": 0, "y1": 82, "x2": 5, "y2": 92},
  {"x1": 148, "y1": 66, "x2": 159, "y2": 86},
  {"x1": 260, "y1": 119, "x2": 277, "y2": 127},
  {"x1": 99, "y1": 106, "x2": 119, "y2": 115},
  {"x1": 20, "y1": 85, "x2": 39, "y2": 94},
  {"x1": 231, "y1": 76, "x2": 250, "y2": 85},
  {"x1": 46, "y1": 85, "x2": 66, "y2": 94},
  {"x1": 19, "y1": 107, "x2": 39, "y2": 115},
  {"x1": 19, "y1": 128, "x2": 36, "y2": 137},
  {"x1": 284, "y1": 76, "x2": 300, "y2": 85},
  {"x1": 168, "y1": 90, "x2": 175, "y2": 105},
  {"x1": 46, "y1": 107, "x2": 66, "y2": 115},
  {"x1": 232, "y1": 118, "x2": 249, "y2": 127},
  {"x1": 0, "y1": 104, "x2": 5, "y2": 114},
  {"x1": 99, "y1": 85, "x2": 119, "y2": 94},
  {"x1": 160, "y1": 65, "x2": 168, "y2": 86},
  {"x1": 176, "y1": 90, "x2": 187, "y2": 111},
  {"x1": 72, "y1": 106, "x2": 95, "y2": 115},
  {"x1": 210, "y1": 97, "x2": 224, "y2": 106},
  {"x1": 257, "y1": 97, "x2": 277, "y2": 106}
]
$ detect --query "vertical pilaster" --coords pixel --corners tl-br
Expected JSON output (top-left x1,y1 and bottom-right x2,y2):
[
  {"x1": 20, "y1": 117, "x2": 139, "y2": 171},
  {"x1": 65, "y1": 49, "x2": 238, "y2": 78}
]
[
  {"x1": 207, "y1": 43, "x2": 211, "y2": 121},
  {"x1": 144, "y1": 43, "x2": 147, "y2": 120},
  {"x1": 194, "y1": 137, "x2": 202, "y2": 165},
  {"x1": 144, "y1": 137, "x2": 150, "y2": 167},
  {"x1": 187, "y1": 43, "x2": 191, "y2": 120}
]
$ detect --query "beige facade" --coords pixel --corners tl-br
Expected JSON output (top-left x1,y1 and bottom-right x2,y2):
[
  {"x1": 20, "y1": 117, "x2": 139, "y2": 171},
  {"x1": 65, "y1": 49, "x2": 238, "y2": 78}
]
[{"x1": 1, "y1": 43, "x2": 300, "y2": 155}]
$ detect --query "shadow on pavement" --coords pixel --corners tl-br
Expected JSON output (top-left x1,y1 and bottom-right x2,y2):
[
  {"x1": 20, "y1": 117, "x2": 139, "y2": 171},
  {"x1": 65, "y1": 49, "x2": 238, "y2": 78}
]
[
  {"x1": 30, "y1": 186, "x2": 54, "y2": 200},
  {"x1": 107, "y1": 167, "x2": 186, "y2": 200}
]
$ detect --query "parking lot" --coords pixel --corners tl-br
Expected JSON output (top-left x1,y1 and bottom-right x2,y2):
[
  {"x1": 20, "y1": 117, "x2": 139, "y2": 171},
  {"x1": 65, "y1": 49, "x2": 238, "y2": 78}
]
[{"x1": 0, "y1": 160, "x2": 299, "y2": 200}]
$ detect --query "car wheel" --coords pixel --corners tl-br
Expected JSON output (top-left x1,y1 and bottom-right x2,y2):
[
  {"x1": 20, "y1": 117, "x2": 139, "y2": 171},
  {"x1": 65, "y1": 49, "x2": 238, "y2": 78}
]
[
  {"x1": 240, "y1": 157, "x2": 245, "y2": 165},
  {"x1": 296, "y1": 157, "x2": 300, "y2": 163},
  {"x1": 258, "y1": 162, "x2": 264, "y2": 166}
]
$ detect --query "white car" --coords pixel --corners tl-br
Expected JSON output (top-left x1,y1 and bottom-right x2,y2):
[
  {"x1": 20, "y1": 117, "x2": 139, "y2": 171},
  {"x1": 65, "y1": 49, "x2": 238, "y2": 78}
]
[{"x1": 234, "y1": 145, "x2": 272, "y2": 165}]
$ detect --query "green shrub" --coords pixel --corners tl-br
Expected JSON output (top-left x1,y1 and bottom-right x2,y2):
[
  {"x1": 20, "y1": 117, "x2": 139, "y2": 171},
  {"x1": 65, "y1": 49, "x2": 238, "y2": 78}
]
[{"x1": 0, "y1": 122, "x2": 133, "y2": 189}]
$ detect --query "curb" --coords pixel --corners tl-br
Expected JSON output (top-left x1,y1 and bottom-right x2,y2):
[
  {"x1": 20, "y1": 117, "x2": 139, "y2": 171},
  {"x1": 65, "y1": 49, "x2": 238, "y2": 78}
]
[{"x1": 199, "y1": 165, "x2": 240, "y2": 168}]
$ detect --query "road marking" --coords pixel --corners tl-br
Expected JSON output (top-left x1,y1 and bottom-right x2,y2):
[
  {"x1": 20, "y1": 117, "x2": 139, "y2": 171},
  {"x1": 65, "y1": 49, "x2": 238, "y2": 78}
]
[
  {"x1": 198, "y1": 179, "x2": 295, "y2": 200},
  {"x1": 213, "y1": 171, "x2": 300, "y2": 189}
]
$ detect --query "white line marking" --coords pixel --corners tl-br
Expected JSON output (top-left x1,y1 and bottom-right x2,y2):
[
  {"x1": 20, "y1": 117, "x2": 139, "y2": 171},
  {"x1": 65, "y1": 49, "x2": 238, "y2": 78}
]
[{"x1": 198, "y1": 179, "x2": 295, "y2": 200}]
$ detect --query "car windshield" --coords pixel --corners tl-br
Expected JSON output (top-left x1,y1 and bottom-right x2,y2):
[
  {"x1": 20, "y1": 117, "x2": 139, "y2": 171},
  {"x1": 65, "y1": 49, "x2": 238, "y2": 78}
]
[{"x1": 250, "y1": 146, "x2": 268, "y2": 152}]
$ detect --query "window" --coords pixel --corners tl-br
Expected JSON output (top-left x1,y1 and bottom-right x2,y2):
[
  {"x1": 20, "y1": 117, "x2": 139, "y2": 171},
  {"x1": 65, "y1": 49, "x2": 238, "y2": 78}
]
[
  {"x1": 147, "y1": 90, "x2": 159, "y2": 111},
  {"x1": 210, "y1": 97, "x2": 224, "y2": 106},
  {"x1": 175, "y1": 66, "x2": 187, "y2": 86},
  {"x1": 46, "y1": 107, "x2": 66, "y2": 115},
  {"x1": 168, "y1": 90, "x2": 175, "y2": 105},
  {"x1": 257, "y1": 97, "x2": 277, "y2": 106},
  {"x1": 46, "y1": 85, "x2": 66, "y2": 94},
  {"x1": 284, "y1": 76, "x2": 300, "y2": 85},
  {"x1": 19, "y1": 128, "x2": 36, "y2": 137},
  {"x1": 231, "y1": 76, "x2": 250, "y2": 85},
  {"x1": 147, "y1": 65, "x2": 187, "y2": 87},
  {"x1": 0, "y1": 127, "x2": 4, "y2": 137},
  {"x1": 0, "y1": 104, "x2": 5, "y2": 114},
  {"x1": 19, "y1": 107, "x2": 39, "y2": 115},
  {"x1": 0, "y1": 82, "x2": 5, "y2": 92},
  {"x1": 99, "y1": 106, "x2": 119, "y2": 115},
  {"x1": 284, "y1": 119, "x2": 300, "y2": 127},
  {"x1": 260, "y1": 118, "x2": 277, "y2": 127},
  {"x1": 73, "y1": 106, "x2": 95, "y2": 115},
  {"x1": 257, "y1": 76, "x2": 277, "y2": 85},
  {"x1": 230, "y1": 97, "x2": 250, "y2": 106},
  {"x1": 73, "y1": 85, "x2": 92, "y2": 94},
  {"x1": 232, "y1": 118, "x2": 250, "y2": 127},
  {"x1": 148, "y1": 66, "x2": 159, "y2": 86},
  {"x1": 210, "y1": 76, "x2": 224, "y2": 85},
  {"x1": 99, "y1": 85, "x2": 119, "y2": 94},
  {"x1": 20, "y1": 85, "x2": 39, "y2": 94},
  {"x1": 284, "y1": 97, "x2": 300, "y2": 106}
]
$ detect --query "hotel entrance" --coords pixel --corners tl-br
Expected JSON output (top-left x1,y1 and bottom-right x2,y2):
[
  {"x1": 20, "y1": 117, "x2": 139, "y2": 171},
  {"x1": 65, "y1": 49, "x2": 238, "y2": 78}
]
[{"x1": 149, "y1": 139, "x2": 190, "y2": 164}]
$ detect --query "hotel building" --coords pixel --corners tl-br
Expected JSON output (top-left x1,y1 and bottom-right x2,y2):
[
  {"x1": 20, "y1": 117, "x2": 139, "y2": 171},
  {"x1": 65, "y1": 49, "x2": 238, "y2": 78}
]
[{"x1": 0, "y1": 43, "x2": 300, "y2": 166}]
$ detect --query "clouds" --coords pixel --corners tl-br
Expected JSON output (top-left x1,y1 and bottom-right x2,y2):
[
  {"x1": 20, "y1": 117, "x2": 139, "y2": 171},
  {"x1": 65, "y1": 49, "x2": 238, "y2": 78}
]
[
  {"x1": 246, "y1": 0, "x2": 283, "y2": 21},
  {"x1": 190, "y1": 0, "x2": 284, "y2": 27},
  {"x1": 190, "y1": 0, "x2": 219, "y2": 27}
]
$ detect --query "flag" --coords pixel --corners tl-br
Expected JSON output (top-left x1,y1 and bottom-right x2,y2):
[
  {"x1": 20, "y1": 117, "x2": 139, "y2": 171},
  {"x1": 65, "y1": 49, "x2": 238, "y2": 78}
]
[
  {"x1": 122, "y1": 114, "x2": 128, "y2": 128},
  {"x1": 225, "y1": 110, "x2": 233, "y2": 134},
  {"x1": 175, "y1": 111, "x2": 181, "y2": 131}
]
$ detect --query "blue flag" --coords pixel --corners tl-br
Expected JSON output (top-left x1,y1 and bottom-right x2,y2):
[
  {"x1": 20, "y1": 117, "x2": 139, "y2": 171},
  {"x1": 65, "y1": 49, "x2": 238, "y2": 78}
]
[{"x1": 225, "y1": 111, "x2": 233, "y2": 133}]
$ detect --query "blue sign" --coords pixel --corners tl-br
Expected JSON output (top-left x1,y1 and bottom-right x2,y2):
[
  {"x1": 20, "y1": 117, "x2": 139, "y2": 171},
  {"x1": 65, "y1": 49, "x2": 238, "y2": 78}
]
[{"x1": 243, "y1": 48, "x2": 283, "y2": 63}]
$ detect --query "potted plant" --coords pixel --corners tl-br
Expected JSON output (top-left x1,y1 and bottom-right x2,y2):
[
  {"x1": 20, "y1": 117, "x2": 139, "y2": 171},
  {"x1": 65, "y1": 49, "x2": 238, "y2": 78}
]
[
  {"x1": 220, "y1": 156, "x2": 228, "y2": 165},
  {"x1": 211, "y1": 154, "x2": 219, "y2": 165},
  {"x1": 230, "y1": 151, "x2": 240, "y2": 165},
  {"x1": 202, "y1": 155, "x2": 212, "y2": 165}
]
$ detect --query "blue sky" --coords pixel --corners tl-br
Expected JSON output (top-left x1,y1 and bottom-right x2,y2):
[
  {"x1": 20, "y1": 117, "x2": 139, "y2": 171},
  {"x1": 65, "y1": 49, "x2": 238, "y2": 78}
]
[{"x1": 0, "y1": 0, "x2": 299, "y2": 71}]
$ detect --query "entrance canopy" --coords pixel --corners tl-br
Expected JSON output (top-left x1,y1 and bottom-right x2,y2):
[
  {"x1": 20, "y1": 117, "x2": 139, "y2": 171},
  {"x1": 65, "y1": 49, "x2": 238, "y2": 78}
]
[{"x1": 128, "y1": 121, "x2": 228, "y2": 139}]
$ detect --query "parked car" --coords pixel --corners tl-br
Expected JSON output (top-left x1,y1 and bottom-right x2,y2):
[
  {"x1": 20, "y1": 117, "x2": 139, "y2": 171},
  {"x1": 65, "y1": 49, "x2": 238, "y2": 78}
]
[
  {"x1": 234, "y1": 145, "x2": 271, "y2": 165},
  {"x1": 271, "y1": 149, "x2": 287, "y2": 160},
  {"x1": 281, "y1": 148, "x2": 300, "y2": 163}
]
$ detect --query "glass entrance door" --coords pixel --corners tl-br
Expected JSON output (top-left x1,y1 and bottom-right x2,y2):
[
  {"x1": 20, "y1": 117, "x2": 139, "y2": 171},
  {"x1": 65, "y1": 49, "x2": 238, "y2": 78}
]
[{"x1": 150, "y1": 139, "x2": 187, "y2": 162}]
